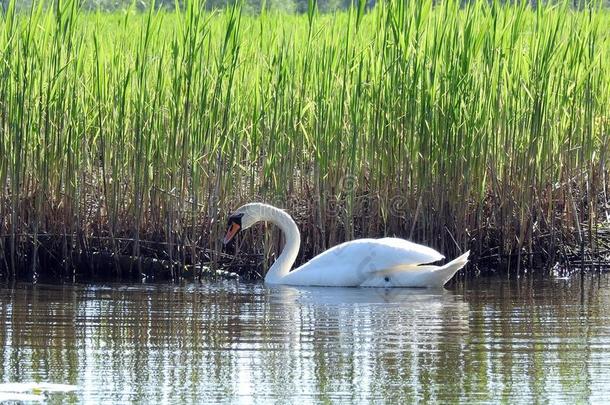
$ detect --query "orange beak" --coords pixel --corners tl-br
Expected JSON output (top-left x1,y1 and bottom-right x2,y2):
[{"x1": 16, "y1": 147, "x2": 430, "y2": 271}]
[{"x1": 223, "y1": 222, "x2": 241, "y2": 245}]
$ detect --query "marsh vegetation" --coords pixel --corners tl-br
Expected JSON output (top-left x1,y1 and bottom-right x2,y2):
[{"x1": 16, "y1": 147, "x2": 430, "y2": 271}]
[{"x1": 0, "y1": 0, "x2": 608, "y2": 280}]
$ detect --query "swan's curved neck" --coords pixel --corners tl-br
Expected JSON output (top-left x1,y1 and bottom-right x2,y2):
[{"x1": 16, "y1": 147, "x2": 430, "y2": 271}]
[{"x1": 254, "y1": 205, "x2": 300, "y2": 284}]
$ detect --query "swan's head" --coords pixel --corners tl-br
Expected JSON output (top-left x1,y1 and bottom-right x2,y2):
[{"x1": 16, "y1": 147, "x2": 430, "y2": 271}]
[{"x1": 223, "y1": 203, "x2": 267, "y2": 244}]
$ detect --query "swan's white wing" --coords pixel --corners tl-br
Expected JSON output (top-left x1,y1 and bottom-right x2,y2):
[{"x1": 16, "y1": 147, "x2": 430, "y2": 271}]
[{"x1": 278, "y1": 238, "x2": 444, "y2": 287}]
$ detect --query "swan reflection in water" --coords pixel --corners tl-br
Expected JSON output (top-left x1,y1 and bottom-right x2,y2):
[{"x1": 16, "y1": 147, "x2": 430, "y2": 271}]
[
  {"x1": 260, "y1": 284, "x2": 471, "y2": 347},
  {"x1": 268, "y1": 284, "x2": 459, "y2": 305},
  {"x1": 220, "y1": 283, "x2": 472, "y2": 402}
]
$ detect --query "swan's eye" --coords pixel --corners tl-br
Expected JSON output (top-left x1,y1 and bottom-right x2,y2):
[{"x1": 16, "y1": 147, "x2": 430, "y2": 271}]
[
  {"x1": 384, "y1": 276, "x2": 390, "y2": 283},
  {"x1": 227, "y1": 212, "x2": 244, "y2": 227}
]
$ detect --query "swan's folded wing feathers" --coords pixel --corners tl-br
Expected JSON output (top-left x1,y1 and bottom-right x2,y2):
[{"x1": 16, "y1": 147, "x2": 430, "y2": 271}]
[
  {"x1": 287, "y1": 237, "x2": 444, "y2": 286},
  {"x1": 376, "y1": 238, "x2": 445, "y2": 262}
]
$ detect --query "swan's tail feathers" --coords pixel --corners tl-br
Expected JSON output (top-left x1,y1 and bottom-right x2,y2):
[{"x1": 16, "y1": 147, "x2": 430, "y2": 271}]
[
  {"x1": 435, "y1": 250, "x2": 470, "y2": 286},
  {"x1": 446, "y1": 250, "x2": 470, "y2": 269},
  {"x1": 367, "y1": 250, "x2": 470, "y2": 288}
]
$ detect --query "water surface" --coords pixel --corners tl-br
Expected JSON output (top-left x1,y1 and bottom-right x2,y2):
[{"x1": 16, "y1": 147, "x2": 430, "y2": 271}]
[{"x1": 1, "y1": 274, "x2": 609, "y2": 403}]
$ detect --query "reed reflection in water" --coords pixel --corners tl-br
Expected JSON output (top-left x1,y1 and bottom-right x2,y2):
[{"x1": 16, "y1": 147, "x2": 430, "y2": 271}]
[{"x1": 0, "y1": 275, "x2": 609, "y2": 403}]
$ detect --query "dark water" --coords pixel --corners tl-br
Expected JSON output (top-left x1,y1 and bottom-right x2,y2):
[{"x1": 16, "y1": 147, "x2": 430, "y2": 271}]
[{"x1": 1, "y1": 274, "x2": 609, "y2": 403}]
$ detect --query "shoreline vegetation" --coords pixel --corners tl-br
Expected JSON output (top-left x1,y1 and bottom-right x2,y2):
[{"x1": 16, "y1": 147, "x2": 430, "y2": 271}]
[{"x1": 0, "y1": 0, "x2": 609, "y2": 282}]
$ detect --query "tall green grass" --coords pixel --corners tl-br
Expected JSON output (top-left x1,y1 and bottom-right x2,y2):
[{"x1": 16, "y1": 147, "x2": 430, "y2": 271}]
[{"x1": 1, "y1": 0, "x2": 608, "y2": 279}]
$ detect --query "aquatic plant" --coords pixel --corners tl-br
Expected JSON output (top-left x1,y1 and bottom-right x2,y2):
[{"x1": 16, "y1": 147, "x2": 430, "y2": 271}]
[{"x1": 0, "y1": 0, "x2": 608, "y2": 280}]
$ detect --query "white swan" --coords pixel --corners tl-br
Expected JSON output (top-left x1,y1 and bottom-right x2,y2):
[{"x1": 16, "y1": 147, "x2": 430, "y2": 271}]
[{"x1": 223, "y1": 203, "x2": 469, "y2": 288}]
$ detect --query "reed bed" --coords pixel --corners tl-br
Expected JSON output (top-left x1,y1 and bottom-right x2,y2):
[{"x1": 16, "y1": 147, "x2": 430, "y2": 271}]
[{"x1": 0, "y1": 0, "x2": 609, "y2": 280}]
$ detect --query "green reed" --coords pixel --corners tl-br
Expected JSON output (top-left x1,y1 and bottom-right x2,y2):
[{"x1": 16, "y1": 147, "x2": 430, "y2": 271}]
[{"x1": 0, "y1": 0, "x2": 608, "y2": 278}]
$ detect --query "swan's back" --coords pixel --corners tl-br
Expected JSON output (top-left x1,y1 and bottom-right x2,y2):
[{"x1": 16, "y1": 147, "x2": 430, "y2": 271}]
[{"x1": 279, "y1": 238, "x2": 444, "y2": 287}]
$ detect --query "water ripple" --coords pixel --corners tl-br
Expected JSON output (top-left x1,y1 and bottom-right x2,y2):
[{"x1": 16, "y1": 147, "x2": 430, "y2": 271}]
[{"x1": 0, "y1": 275, "x2": 609, "y2": 403}]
